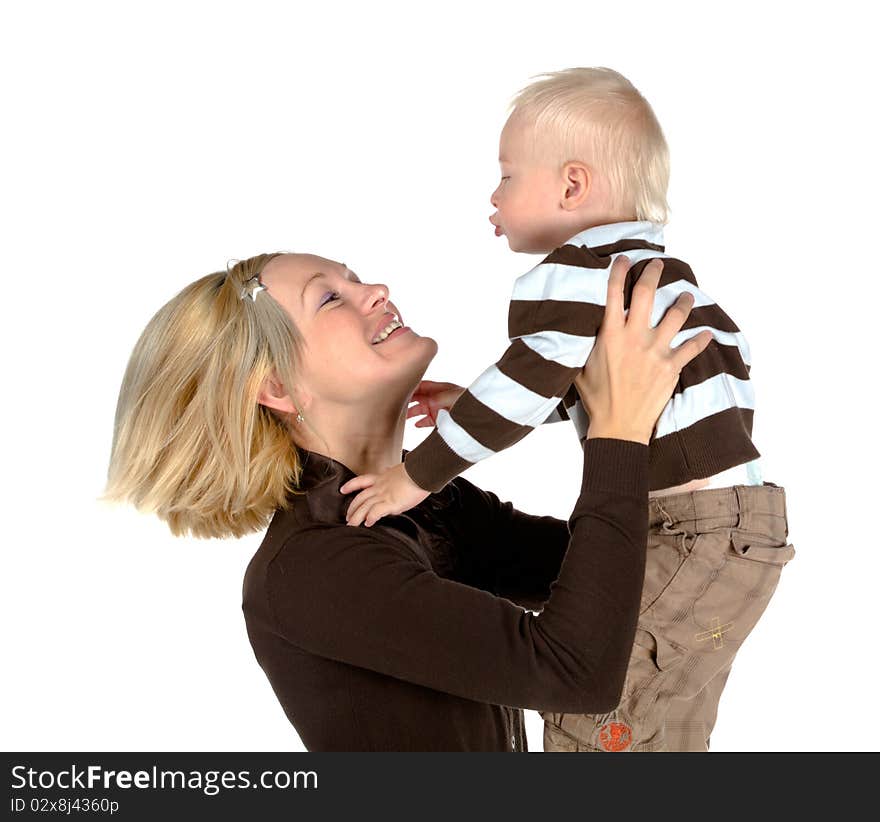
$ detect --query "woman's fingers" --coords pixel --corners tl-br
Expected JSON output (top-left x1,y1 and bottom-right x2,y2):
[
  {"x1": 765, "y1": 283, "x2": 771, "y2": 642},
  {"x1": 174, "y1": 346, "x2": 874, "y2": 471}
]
[
  {"x1": 654, "y1": 290, "x2": 696, "y2": 346},
  {"x1": 672, "y1": 329, "x2": 713, "y2": 371},
  {"x1": 627, "y1": 258, "x2": 664, "y2": 329},
  {"x1": 602, "y1": 255, "x2": 630, "y2": 328}
]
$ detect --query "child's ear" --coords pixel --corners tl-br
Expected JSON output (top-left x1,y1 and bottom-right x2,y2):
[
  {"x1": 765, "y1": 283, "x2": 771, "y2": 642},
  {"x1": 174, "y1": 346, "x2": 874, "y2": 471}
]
[{"x1": 560, "y1": 162, "x2": 591, "y2": 211}]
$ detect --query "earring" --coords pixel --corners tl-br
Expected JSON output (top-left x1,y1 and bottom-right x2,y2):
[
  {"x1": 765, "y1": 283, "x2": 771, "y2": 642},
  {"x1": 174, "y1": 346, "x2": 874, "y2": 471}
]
[{"x1": 294, "y1": 407, "x2": 304, "y2": 423}]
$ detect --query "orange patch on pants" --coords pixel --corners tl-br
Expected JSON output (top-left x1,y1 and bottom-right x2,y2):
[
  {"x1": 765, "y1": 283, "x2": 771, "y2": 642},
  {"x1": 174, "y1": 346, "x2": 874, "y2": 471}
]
[{"x1": 598, "y1": 722, "x2": 632, "y2": 751}]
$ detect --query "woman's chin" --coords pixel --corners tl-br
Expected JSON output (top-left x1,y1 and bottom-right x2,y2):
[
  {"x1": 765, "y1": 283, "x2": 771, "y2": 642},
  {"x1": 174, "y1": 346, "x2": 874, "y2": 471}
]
[
  {"x1": 390, "y1": 328, "x2": 437, "y2": 359},
  {"x1": 405, "y1": 332, "x2": 438, "y2": 374},
  {"x1": 391, "y1": 332, "x2": 437, "y2": 392},
  {"x1": 417, "y1": 332, "x2": 439, "y2": 358},
  {"x1": 365, "y1": 330, "x2": 437, "y2": 394}
]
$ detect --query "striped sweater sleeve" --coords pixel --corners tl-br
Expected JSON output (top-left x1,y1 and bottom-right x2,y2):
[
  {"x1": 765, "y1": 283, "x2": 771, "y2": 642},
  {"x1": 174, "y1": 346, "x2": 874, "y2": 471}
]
[
  {"x1": 403, "y1": 253, "x2": 602, "y2": 493},
  {"x1": 404, "y1": 233, "x2": 761, "y2": 493}
]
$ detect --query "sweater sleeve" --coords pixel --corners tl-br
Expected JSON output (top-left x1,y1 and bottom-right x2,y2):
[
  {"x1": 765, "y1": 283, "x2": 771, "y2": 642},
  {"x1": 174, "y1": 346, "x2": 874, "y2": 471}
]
[
  {"x1": 403, "y1": 260, "x2": 602, "y2": 493},
  {"x1": 446, "y1": 477, "x2": 570, "y2": 611},
  {"x1": 264, "y1": 438, "x2": 648, "y2": 714}
]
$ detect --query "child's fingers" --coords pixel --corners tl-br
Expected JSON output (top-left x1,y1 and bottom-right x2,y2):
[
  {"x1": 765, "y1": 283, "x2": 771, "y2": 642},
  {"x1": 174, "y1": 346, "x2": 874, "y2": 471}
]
[
  {"x1": 406, "y1": 402, "x2": 428, "y2": 419},
  {"x1": 349, "y1": 498, "x2": 390, "y2": 528},
  {"x1": 414, "y1": 417, "x2": 434, "y2": 428},
  {"x1": 347, "y1": 502, "x2": 368, "y2": 527},
  {"x1": 364, "y1": 504, "x2": 391, "y2": 528},
  {"x1": 345, "y1": 489, "x2": 377, "y2": 523},
  {"x1": 339, "y1": 474, "x2": 376, "y2": 495},
  {"x1": 415, "y1": 380, "x2": 453, "y2": 394}
]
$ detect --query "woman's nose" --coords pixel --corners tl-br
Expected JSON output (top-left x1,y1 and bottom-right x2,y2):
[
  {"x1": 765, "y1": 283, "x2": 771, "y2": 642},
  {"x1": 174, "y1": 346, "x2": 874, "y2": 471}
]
[{"x1": 365, "y1": 282, "x2": 390, "y2": 312}]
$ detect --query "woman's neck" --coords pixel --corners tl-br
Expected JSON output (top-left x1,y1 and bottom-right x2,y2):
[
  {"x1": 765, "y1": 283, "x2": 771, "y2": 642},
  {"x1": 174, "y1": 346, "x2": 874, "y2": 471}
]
[{"x1": 296, "y1": 398, "x2": 410, "y2": 477}]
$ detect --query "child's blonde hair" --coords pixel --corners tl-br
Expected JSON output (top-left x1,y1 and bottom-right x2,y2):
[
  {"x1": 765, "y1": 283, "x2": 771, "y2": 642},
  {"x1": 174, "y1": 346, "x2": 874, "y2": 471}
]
[
  {"x1": 103, "y1": 253, "x2": 307, "y2": 539},
  {"x1": 509, "y1": 67, "x2": 670, "y2": 224}
]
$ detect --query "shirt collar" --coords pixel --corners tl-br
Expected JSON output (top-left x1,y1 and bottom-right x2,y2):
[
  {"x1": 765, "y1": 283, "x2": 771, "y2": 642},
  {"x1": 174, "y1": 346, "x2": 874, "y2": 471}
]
[
  {"x1": 295, "y1": 448, "x2": 456, "y2": 525},
  {"x1": 565, "y1": 220, "x2": 665, "y2": 250},
  {"x1": 295, "y1": 449, "x2": 359, "y2": 524}
]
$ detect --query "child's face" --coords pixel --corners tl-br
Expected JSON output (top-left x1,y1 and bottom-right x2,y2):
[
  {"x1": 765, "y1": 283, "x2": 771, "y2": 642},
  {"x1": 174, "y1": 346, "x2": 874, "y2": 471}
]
[{"x1": 489, "y1": 116, "x2": 569, "y2": 254}]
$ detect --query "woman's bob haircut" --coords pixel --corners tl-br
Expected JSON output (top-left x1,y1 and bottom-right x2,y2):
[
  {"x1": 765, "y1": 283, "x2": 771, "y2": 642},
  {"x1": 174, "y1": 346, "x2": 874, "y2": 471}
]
[{"x1": 103, "y1": 252, "x2": 308, "y2": 539}]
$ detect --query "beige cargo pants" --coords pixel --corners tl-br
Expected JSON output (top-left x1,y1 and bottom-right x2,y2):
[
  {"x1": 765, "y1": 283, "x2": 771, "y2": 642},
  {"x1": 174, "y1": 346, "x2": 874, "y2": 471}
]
[{"x1": 542, "y1": 483, "x2": 794, "y2": 752}]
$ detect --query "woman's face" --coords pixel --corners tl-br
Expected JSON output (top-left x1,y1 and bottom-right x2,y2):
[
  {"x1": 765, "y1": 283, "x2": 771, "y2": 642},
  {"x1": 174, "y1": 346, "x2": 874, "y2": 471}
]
[{"x1": 260, "y1": 253, "x2": 437, "y2": 408}]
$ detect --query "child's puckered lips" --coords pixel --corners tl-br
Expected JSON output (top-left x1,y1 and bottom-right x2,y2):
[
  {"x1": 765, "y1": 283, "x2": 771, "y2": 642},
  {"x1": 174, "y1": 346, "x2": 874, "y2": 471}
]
[{"x1": 489, "y1": 215, "x2": 503, "y2": 236}]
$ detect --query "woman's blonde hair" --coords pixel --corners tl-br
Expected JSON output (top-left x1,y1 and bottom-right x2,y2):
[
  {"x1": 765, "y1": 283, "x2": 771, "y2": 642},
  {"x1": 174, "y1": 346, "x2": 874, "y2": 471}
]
[
  {"x1": 509, "y1": 67, "x2": 670, "y2": 224},
  {"x1": 103, "y1": 253, "x2": 307, "y2": 539}
]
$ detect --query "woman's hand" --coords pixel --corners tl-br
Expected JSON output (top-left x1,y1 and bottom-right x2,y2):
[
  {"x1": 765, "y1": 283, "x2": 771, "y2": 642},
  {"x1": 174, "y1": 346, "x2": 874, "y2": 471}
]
[
  {"x1": 406, "y1": 380, "x2": 466, "y2": 428},
  {"x1": 576, "y1": 256, "x2": 712, "y2": 444}
]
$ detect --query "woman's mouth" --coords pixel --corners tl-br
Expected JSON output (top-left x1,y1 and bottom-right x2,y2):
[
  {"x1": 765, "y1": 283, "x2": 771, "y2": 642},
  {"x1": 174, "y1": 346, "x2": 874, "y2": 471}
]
[
  {"x1": 371, "y1": 316, "x2": 412, "y2": 344},
  {"x1": 377, "y1": 325, "x2": 411, "y2": 343}
]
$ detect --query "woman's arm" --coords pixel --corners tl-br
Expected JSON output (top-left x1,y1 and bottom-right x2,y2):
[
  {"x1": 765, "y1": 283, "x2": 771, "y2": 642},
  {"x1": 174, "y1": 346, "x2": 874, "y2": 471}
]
[{"x1": 263, "y1": 437, "x2": 648, "y2": 714}]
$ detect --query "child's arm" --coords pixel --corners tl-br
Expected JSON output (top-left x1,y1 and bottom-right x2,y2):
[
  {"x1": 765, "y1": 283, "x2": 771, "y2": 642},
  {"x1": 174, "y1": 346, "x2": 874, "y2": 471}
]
[
  {"x1": 399, "y1": 253, "x2": 639, "y2": 494},
  {"x1": 341, "y1": 334, "x2": 587, "y2": 527},
  {"x1": 343, "y1": 322, "x2": 592, "y2": 528},
  {"x1": 341, "y1": 382, "x2": 466, "y2": 528},
  {"x1": 342, "y1": 256, "x2": 648, "y2": 527}
]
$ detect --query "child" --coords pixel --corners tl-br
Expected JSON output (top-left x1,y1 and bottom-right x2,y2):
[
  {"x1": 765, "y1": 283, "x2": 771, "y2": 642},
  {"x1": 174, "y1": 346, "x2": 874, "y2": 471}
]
[{"x1": 341, "y1": 67, "x2": 794, "y2": 752}]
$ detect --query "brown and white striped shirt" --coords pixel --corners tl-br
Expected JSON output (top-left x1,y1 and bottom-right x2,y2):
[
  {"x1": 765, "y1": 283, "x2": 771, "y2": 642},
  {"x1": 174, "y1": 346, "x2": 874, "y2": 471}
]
[{"x1": 403, "y1": 221, "x2": 760, "y2": 493}]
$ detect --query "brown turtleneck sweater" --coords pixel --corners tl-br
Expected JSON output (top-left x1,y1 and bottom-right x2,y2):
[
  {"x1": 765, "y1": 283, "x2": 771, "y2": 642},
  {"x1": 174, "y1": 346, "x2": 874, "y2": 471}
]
[{"x1": 242, "y1": 437, "x2": 648, "y2": 751}]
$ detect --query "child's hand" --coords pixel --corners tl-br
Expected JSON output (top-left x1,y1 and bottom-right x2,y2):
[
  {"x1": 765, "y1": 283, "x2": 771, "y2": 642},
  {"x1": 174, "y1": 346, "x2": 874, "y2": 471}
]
[
  {"x1": 406, "y1": 380, "x2": 466, "y2": 428},
  {"x1": 340, "y1": 463, "x2": 430, "y2": 527}
]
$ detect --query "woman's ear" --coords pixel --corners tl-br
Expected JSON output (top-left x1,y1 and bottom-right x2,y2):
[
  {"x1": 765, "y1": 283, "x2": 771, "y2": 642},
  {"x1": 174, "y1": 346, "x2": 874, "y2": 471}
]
[
  {"x1": 257, "y1": 371, "x2": 298, "y2": 415},
  {"x1": 560, "y1": 162, "x2": 592, "y2": 211}
]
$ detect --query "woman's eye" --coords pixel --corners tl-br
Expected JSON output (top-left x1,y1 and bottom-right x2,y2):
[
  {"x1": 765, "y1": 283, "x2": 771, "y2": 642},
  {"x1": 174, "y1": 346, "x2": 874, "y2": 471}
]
[{"x1": 320, "y1": 291, "x2": 341, "y2": 307}]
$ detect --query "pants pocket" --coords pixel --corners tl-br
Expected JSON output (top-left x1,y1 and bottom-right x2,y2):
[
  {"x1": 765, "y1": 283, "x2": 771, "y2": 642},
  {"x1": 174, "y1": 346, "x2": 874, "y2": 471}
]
[
  {"x1": 730, "y1": 531, "x2": 796, "y2": 567},
  {"x1": 640, "y1": 527, "x2": 697, "y2": 614},
  {"x1": 690, "y1": 532, "x2": 793, "y2": 668},
  {"x1": 544, "y1": 626, "x2": 686, "y2": 752}
]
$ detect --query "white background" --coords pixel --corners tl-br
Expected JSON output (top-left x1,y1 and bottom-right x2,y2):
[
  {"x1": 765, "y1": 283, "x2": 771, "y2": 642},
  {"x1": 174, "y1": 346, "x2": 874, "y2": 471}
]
[{"x1": 2, "y1": 1, "x2": 877, "y2": 752}]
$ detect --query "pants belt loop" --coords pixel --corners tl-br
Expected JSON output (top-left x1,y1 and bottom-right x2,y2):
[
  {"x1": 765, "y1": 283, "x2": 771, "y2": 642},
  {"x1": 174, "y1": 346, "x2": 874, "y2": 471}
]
[
  {"x1": 655, "y1": 498, "x2": 673, "y2": 527},
  {"x1": 733, "y1": 485, "x2": 746, "y2": 530}
]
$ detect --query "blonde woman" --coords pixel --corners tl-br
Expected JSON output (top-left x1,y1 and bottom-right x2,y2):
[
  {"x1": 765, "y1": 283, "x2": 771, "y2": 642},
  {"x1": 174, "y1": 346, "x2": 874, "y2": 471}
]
[{"x1": 105, "y1": 251, "x2": 709, "y2": 751}]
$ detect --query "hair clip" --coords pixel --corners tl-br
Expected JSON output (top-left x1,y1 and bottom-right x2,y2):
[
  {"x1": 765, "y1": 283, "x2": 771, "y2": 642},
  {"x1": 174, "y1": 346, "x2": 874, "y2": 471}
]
[{"x1": 240, "y1": 274, "x2": 266, "y2": 302}]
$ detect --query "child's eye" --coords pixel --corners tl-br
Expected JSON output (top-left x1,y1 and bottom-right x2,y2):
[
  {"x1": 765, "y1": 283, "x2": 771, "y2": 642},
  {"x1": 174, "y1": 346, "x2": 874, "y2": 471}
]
[
  {"x1": 320, "y1": 291, "x2": 341, "y2": 307},
  {"x1": 501, "y1": 176, "x2": 510, "y2": 182}
]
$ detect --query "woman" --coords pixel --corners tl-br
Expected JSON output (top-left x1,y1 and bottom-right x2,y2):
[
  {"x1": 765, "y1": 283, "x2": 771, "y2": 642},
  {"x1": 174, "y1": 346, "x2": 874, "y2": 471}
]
[{"x1": 105, "y1": 251, "x2": 709, "y2": 751}]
